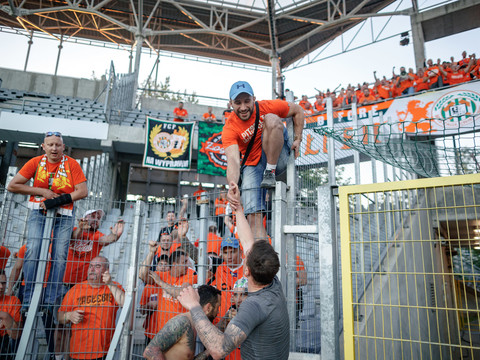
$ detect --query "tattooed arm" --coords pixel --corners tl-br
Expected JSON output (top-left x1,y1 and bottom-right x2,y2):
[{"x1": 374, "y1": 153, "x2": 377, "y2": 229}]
[
  {"x1": 189, "y1": 306, "x2": 247, "y2": 360},
  {"x1": 143, "y1": 315, "x2": 193, "y2": 360}
]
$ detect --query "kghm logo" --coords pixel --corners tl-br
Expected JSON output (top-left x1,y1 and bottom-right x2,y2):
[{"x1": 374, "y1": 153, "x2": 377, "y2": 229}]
[{"x1": 432, "y1": 90, "x2": 480, "y2": 128}]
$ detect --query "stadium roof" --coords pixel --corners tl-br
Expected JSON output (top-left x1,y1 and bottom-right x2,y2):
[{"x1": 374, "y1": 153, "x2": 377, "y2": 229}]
[{"x1": 0, "y1": 0, "x2": 400, "y2": 68}]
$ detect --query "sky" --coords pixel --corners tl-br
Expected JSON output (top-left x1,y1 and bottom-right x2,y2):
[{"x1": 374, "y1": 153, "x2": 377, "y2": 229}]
[{"x1": 0, "y1": 0, "x2": 479, "y2": 106}]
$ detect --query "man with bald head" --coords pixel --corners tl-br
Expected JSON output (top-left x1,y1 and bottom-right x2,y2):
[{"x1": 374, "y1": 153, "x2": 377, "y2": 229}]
[
  {"x1": 58, "y1": 256, "x2": 124, "y2": 360},
  {"x1": 7, "y1": 132, "x2": 88, "y2": 311}
]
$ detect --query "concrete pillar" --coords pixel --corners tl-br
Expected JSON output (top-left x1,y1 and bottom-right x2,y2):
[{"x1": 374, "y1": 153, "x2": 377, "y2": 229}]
[
  {"x1": 410, "y1": 12, "x2": 426, "y2": 70},
  {"x1": 270, "y1": 54, "x2": 278, "y2": 100}
]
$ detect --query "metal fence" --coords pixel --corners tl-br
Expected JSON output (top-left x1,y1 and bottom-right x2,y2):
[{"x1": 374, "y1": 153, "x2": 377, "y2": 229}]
[
  {"x1": 339, "y1": 174, "x2": 480, "y2": 360},
  {"x1": 0, "y1": 182, "x2": 321, "y2": 359}
]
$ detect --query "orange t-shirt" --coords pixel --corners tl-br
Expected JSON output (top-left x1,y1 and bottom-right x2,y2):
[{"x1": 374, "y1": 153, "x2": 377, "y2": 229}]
[
  {"x1": 155, "y1": 269, "x2": 197, "y2": 329},
  {"x1": 17, "y1": 244, "x2": 51, "y2": 287},
  {"x1": 222, "y1": 100, "x2": 290, "y2": 167},
  {"x1": 375, "y1": 85, "x2": 391, "y2": 99},
  {"x1": 193, "y1": 189, "x2": 206, "y2": 201},
  {"x1": 19, "y1": 155, "x2": 87, "y2": 196},
  {"x1": 0, "y1": 295, "x2": 21, "y2": 336},
  {"x1": 59, "y1": 281, "x2": 123, "y2": 360},
  {"x1": 202, "y1": 112, "x2": 217, "y2": 121},
  {"x1": 426, "y1": 66, "x2": 441, "y2": 84},
  {"x1": 212, "y1": 263, "x2": 244, "y2": 318},
  {"x1": 225, "y1": 348, "x2": 242, "y2": 360},
  {"x1": 359, "y1": 94, "x2": 377, "y2": 104},
  {"x1": 0, "y1": 245, "x2": 10, "y2": 270},
  {"x1": 314, "y1": 101, "x2": 325, "y2": 112},
  {"x1": 173, "y1": 108, "x2": 188, "y2": 122},
  {"x1": 140, "y1": 284, "x2": 161, "y2": 339},
  {"x1": 446, "y1": 71, "x2": 469, "y2": 85},
  {"x1": 64, "y1": 229, "x2": 105, "y2": 284},
  {"x1": 215, "y1": 197, "x2": 227, "y2": 216}
]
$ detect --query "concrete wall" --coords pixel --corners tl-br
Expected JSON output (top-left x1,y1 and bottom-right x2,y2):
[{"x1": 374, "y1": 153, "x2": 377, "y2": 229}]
[{"x1": 0, "y1": 67, "x2": 107, "y2": 101}]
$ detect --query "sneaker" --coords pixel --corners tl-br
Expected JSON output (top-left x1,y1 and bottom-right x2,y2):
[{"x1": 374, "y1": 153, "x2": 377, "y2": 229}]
[{"x1": 260, "y1": 170, "x2": 276, "y2": 188}]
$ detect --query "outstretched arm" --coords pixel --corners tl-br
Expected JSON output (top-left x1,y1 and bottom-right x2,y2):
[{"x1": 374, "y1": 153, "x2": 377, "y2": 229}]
[
  {"x1": 228, "y1": 182, "x2": 255, "y2": 255},
  {"x1": 144, "y1": 315, "x2": 193, "y2": 360},
  {"x1": 139, "y1": 241, "x2": 158, "y2": 284},
  {"x1": 99, "y1": 219, "x2": 125, "y2": 245}
]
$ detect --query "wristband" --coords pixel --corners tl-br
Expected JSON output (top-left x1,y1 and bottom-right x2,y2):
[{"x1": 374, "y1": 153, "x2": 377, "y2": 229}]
[{"x1": 43, "y1": 194, "x2": 73, "y2": 209}]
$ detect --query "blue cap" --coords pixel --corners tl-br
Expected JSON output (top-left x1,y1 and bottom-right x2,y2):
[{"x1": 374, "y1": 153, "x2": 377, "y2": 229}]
[
  {"x1": 229, "y1": 81, "x2": 254, "y2": 100},
  {"x1": 221, "y1": 236, "x2": 240, "y2": 249}
]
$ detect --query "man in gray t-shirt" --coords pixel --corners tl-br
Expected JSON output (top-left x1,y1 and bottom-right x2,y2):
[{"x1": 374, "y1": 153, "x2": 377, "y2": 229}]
[
  {"x1": 178, "y1": 182, "x2": 290, "y2": 360},
  {"x1": 230, "y1": 276, "x2": 289, "y2": 359}
]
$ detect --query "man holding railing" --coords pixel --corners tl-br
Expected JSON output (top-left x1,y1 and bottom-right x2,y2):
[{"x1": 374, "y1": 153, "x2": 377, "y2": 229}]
[
  {"x1": 7, "y1": 131, "x2": 88, "y2": 312},
  {"x1": 222, "y1": 81, "x2": 304, "y2": 240}
]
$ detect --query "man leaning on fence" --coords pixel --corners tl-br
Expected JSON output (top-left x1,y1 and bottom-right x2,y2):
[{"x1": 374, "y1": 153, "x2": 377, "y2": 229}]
[
  {"x1": 7, "y1": 131, "x2": 88, "y2": 311},
  {"x1": 57, "y1": 256, "x2": 124, "y2": 360}
]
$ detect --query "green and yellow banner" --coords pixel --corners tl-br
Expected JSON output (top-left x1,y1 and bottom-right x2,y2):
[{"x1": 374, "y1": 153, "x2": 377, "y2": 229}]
[{"x1": 143, "y1": 117, "x2": 195, "y2": 170}]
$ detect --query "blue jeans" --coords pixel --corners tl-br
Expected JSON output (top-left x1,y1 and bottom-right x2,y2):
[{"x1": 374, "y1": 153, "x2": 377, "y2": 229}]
[
  {"x1": 241, "y1": 127, "x2": 291, "y2": 215},
  {"x1": 23, "y1": 209, "x2": 75, "y2": 307}
]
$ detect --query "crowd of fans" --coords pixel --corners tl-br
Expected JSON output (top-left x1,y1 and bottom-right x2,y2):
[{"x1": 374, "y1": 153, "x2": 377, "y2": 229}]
[
  {"x1": 297, "y1": 51, "x2": 479, "y2": 113},
  {"x1": 0, "y1": 143, "x2": 306, "y2": 359}
]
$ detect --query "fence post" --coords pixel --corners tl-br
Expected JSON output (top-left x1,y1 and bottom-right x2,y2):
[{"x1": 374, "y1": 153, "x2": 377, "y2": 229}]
[
  {"x1": 273, "y1": 182, "x2": 287, "y2": 290},
  {"x1": 197, "y1": 194, "x2": 209, "y2": 285},
  {"x1": 16, "y1": 209, "x2": 56, "y2": 360},
  {"x1": 317, "y1": 186, "x2": 340, "y2": 360},
  {"x1": 108, "y1": 200, "x2": 144, "y2": 360}
]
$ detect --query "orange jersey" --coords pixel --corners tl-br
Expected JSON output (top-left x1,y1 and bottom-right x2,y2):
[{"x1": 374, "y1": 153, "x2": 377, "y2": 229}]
[
  {"x1": 375, "y1": 85, "x2": 391, "y2": 99},
  {"x1": 140, "y1": 284, "x2": 162, "y2": 339},
  {"x1": 215, "y1": 197, "x2": 227, "y2": 216},
  {"x1": 446, "y1": 71, "x2": 470, "y2": 85},
  {"x1": 0, "y1": 295, "x2": 21, "y2": 337},
  {"x1": 207, "y1": 232, "x2": 222, "y2": 255},
  {"x1": 193, "y1": 189, "x2": 206, "y2": 201},
  {"x1": 202, "y1": 112, "x2": 217, "y2": 121},
  {"x1": 19, "y1": 155, "x2": 86, "y2": 196},
  {"x1": 298, "y1": 100, "x2": 311, "y2": 110},
  {"x1": 0, "y1": 245, "x2": 10, "y2": 270},
  {"x1": 173, "y1": 107, "x2": 188, "y2": 121},
  {"x1": 59, "y1": 281, "x2": 123, "y2": 359},
  {"x1": 64, "y1": 229, "x2": 105, "y2": 284},
  {"x1": 155, "y1": 269, "x2": 197, "y2": 329},
  {"x1": 222, "y1": 100, "x2": 290, "y2": 167},
  {"x1": 313, "y1": 101, "x2": 325, "y2": 112},
  {"x1": 211, "y1": 264, "x2": 244, "y2": 317}
]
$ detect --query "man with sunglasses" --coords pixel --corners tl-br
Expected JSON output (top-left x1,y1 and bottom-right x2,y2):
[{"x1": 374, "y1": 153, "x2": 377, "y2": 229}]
[{"x1": 7, "y1": 131, "x2": 88, "y2": 312}]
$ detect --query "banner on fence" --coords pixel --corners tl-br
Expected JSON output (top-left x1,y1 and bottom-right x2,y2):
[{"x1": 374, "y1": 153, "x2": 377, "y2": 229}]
[
  {"x1": 143, "y1": 117, "x2": 195, "y2": 170},
  {"x1": 298, "y1": 81, "x2": 480, "y2": 165},
  {"x1": 197, "y1": 121, "x2": 227, "y2": 176}
]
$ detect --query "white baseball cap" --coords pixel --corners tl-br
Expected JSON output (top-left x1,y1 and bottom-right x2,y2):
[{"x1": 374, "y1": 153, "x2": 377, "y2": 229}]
[{"x1": 83, "y1": 209, "x2": 105, "y2": 219}]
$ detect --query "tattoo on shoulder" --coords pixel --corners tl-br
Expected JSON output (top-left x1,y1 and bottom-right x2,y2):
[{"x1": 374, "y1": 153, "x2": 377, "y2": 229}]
[
  {"x1": 222, "y1": 324, "x2": 247, "y2": 355},
  {"x1": 148, "y1": 315, "x2": 191, "y2": 352}
]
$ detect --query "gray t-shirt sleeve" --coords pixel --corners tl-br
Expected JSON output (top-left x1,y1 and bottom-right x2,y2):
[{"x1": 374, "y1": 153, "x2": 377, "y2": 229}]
[{"x1": 230, "y1": 297, "x2": 267, "y2": 337}]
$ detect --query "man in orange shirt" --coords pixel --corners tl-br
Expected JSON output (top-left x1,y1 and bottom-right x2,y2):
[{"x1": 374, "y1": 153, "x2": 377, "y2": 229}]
[
  {"x1": 0, "y1": 246, "x2": 10, "y2": 272},
  {"x1": 223, "y1": 81, "x2": 304, "y2": 240},
  {"x1": 64, "y1": 209, "x2": 124, "y2": 286},
  {"x1": 0, "y1": 271, "x2": 22, "y2": 357},
  {"x1": 139, "y1": 248, "x2": 198, "y2": 330},
  {"x1": 58, "y1": 256, "x2": 124, "y2": 360},
  {"x1": 358, "y1": 88, "x2": 377, "y2": 105},
  {"x1": 7, "y1": 132, "x2": 88, "y2": 310},
  {"x1": 439, "y1": 59, "x2": 474, "y2": 86},
  {"x1": 211, "y1": 237, "x2": 244, "y2": 319},
  {"x1": 202, "y1": 106, "x2": 217, "y2": 122},
  {"x1": 173, "y1": 101, "x2": 188, "y2": 122},
  {"x1": 425, "y1": 59, "x2": 443, "y2": 89},
  {"x1": 298, "y1": 95, "x2": 311, "y2": 110}
]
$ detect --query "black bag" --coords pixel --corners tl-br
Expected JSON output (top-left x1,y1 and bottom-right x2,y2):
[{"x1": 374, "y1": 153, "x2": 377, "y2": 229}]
[{"x1": 238, "y1": 101, "x2": 260, "y2": 188}]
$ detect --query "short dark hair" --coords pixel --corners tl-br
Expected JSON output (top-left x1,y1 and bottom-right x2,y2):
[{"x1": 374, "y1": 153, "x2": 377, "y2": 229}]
[
  {"x1": 246, "y1": 240, "x2": 279, "y2": 285},
  {"x1": 198, "y1": 285, "x2": 221, "y2": 308},
  {"x1": 167, "y1": 211, "x2": 175, "y2": 215},
  {"x1": 208, "y1": 225, "x2": 217, "y2": 233},
  {"x1": 158, "y1": 254, "x2": 169, "y2": 263},
  {"x1": 169, "y1": 250, "x2": 186, "y2": 265}
]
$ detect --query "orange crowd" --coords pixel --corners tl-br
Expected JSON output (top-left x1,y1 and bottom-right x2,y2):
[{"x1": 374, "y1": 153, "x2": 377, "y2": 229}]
[{"x1": 298, "y1": 51, "x2": 479, "y2": 113}]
